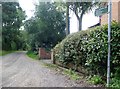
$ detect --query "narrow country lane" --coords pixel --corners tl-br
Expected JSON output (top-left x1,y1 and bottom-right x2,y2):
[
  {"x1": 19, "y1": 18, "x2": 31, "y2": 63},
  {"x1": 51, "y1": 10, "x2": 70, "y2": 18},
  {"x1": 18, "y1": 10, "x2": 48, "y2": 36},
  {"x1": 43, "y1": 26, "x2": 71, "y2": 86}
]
[{"x1": 1, "y1": 51, "x2": 84, "y2": 87}]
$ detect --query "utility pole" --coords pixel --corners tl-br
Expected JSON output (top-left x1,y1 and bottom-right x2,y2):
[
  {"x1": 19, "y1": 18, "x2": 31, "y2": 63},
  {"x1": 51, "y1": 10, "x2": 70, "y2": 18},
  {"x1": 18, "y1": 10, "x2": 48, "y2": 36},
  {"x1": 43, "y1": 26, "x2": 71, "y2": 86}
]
[
  {"x1": 0, "y1": 4, "x2": 2, "y2": 89},
  {"x1": 107, "y1": 0, "x2": 112, "y2": 87},
  {"x1": 0, "y1": 4, "x2": 2, "y2": 24},
  {"x1": 66, "y1": 2, "x2": 70, "y2": 35},
  {"x1": 0, "y1": 4, "x2": 2, "y2": 32}
]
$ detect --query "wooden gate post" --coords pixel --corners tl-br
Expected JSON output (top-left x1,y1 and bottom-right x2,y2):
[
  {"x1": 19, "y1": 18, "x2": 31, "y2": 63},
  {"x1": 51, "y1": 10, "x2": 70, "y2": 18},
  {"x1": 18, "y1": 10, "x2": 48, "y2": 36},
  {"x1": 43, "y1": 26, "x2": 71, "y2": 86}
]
[{"x1": 51, "y1": 49, "x2": 55, "y2": 64}]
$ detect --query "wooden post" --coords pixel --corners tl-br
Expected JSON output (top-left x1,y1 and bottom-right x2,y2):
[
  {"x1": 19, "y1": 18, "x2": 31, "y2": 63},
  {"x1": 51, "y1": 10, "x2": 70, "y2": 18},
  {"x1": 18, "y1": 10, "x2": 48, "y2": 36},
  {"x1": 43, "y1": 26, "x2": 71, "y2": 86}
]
[
  {"x1": 51, "y1": 49, "x2": 55, "y2": 64},
  {"x1": 39, "y1": 48, "x2": 41, "y2": 60}
]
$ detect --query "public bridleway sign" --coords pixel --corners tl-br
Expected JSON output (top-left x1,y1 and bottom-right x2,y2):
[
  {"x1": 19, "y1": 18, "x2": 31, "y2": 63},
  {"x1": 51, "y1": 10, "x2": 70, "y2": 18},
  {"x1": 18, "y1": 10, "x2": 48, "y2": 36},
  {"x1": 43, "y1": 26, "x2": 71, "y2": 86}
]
[{"x1": 95, "y1": 6, "x2": 108, "y2": 16}]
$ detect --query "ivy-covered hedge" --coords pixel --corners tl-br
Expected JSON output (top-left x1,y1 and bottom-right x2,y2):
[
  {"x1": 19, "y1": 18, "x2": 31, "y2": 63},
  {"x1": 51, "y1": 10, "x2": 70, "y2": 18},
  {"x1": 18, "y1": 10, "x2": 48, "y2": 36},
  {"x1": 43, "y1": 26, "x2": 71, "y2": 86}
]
[{"x1": 53, "y1": 21, "x2": 120, "y2": 79}]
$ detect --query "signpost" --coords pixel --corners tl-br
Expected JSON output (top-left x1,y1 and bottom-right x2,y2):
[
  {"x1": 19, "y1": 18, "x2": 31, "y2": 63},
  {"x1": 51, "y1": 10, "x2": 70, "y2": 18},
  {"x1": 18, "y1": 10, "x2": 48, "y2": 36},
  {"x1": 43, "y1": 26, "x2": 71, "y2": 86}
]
[
  {"x1": 95, "y1": 0, "x2": 112, "y2": 87},
  {"x1": 107, "y1": 0, "x2": 112, "y2": 87}
]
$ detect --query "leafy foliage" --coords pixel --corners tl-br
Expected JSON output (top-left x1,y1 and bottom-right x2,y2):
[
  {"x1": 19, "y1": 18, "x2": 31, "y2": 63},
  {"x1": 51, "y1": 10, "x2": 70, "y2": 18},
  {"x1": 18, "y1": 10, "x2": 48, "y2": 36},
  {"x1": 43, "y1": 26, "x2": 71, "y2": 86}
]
[
  {"x1": 2, "y1": 2, "x2": 26, "y2": 50},
  {"x1": 110, "y1": 67, "x2": 120, "y2": 88},
  {"x1": 53, "y1": 21, "x2": 120, "y2": 80},
  {"x1": 54, "y1": 1, "x2": 98, "y2": 31},
  {"x1": 26, "y1": 51, "x2": 39, "y2": 60},
  {"x1": 110, "y1": 78, "x2": 120, "y2": 88},
  {"x1": 24, "y1": 2, "x2": 66, "y2": 51},
  {"x1": 63, "y1": 68, "x2": 80, "y2": 80},
  {"x1": 89, "y1": 75, "x2": 103, "y2": 85}
]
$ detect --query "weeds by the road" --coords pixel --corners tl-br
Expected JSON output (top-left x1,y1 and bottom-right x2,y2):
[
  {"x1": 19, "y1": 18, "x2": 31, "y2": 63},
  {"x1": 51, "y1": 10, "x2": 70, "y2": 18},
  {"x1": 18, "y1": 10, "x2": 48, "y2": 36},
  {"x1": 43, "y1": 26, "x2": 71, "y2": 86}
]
[
  {"x1": 44, "y1": 63, "x2": 81, "y2": 80},
  {"x1": 44, "y1": 63, "x2": 105, "y2": 87},
  {"x1": 44, "y1": 63, "x2": 58, "y2": 69},
  {"x1": 0, "y1": 50, "x2": 15, "y2": 56},
  {"x1": 63, "y1": 68, "x2": 81, "y2": 80},
  {"x1": 88, "y1": 75, "x2": 104, "y2": 85},
  {"x1": 26, "y1": 51, "x2": 39, "y2": 60}
]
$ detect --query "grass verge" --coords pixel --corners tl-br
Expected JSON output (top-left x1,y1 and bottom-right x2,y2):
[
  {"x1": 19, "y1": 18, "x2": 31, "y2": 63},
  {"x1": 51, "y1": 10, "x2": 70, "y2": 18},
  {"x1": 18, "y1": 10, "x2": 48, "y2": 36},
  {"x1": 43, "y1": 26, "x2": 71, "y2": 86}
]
[
  {"x1": 44, "y1": 63, "x2": 81, "y2": 80},
  {"x1": 26, "y1": 51, "x2": 39, "y2": 60},
  {"x1": 0, "y1": 50, "x2": 15, "y2": 56}
]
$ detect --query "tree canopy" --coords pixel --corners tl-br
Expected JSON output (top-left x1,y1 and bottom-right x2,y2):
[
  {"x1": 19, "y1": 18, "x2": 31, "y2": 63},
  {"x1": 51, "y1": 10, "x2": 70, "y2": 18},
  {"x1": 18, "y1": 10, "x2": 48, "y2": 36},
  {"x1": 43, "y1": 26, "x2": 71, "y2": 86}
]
[
  {"x1": 24, "y1": 2, "x2": 66, "y2": 51},
  {"x1": 2, "y1": 2, "x2": 26, "y2": 50}
]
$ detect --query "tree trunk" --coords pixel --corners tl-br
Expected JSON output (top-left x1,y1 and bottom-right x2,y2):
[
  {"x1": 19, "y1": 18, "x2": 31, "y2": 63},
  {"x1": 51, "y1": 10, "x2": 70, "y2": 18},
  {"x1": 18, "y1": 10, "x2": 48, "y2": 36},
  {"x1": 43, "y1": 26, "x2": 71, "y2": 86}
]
[
  {"x1": 78, "y1": 13, "x2": 83, "y2": 31},
  {"x1": 66, "y1": 2, "x2": 70, "y2": 35}
]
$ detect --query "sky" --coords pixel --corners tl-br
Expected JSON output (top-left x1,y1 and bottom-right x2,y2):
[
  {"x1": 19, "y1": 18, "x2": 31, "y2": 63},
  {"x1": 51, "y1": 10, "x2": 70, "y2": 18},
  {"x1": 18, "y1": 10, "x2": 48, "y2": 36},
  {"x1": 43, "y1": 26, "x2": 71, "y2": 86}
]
[{"x1": 19, "y1": 0, "x2": 99, "y2": 33}]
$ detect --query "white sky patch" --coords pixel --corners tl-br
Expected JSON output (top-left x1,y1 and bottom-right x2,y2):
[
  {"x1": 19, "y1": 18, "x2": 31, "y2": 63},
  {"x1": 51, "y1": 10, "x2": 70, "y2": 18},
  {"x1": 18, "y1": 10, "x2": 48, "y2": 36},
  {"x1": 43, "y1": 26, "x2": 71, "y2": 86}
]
[
  {"x1": 70, "y1": 10, "x2": 99, "y2": 33},
  {"x1": 19, "y1": 0, "x2": 35, "y2": 19},
  {"x1": 19, "y1": 0, "x2": 99, "y2": 33},
  {"x1": 82, "y1": 10, "x2": 99, "y2": 30}
]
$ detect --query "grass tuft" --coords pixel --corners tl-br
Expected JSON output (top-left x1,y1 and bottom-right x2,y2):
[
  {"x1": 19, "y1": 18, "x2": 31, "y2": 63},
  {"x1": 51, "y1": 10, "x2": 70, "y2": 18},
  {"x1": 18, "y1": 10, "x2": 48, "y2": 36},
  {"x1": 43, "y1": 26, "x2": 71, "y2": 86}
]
[
  {"x1": 63, "y1": 68, "x2": 81, "y2": 80},
  {"x1": 26, "y1": 51, "x2": 39, "y2": 60},
  {"x1": 0, "y1": 50, "x2": 15, "y2": 56}
]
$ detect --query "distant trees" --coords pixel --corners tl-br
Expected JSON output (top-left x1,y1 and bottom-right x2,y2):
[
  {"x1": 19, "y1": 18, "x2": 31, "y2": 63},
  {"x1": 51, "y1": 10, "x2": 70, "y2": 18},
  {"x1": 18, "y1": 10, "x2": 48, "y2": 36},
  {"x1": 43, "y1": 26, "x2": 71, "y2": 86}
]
[
  {"x1": 2, "y1": 2, "x2": 26, "y2": 50},
  {"x1": 24, "y1": 2, "x2": 66, "y2": 51},
  {"x1": 1, "y1": 1, "x2": 99, "y2": 51}
]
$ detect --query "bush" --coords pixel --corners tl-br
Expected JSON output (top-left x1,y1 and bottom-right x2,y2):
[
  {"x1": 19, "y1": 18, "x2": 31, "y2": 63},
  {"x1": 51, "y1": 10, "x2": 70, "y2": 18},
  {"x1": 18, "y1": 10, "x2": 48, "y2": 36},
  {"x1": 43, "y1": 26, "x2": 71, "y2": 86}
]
[
  {"x1": 110, "y1": 67, "x2": 120, "y2": 88},
  {"x1": 53, "y1": 21, "x2": 120, "y2": 79},
  {"x1": 110, "y1": 78, "x2": 120, "y2": 88}
]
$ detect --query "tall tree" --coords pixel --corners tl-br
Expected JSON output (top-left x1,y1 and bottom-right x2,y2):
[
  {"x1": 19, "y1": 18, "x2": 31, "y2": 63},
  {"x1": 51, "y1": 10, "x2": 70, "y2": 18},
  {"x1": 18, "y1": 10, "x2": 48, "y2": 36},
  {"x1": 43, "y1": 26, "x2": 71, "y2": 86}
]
[
  {"x1": 55, "y1": 0, "x2": 98, "y2": 31},
  {"x1": 24, "y1": 2, "x2": 66, "y2": 50},
  {"x1": 2, "y1": 2, "x2": 26, "y2": 50}
]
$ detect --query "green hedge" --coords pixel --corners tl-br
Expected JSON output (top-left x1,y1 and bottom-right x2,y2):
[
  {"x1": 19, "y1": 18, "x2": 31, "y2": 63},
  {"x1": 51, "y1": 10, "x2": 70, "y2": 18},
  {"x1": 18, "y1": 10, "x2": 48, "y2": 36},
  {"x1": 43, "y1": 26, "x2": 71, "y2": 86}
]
[{"x1": 53, "y1": 21, "x2": 120, "y2": 79}]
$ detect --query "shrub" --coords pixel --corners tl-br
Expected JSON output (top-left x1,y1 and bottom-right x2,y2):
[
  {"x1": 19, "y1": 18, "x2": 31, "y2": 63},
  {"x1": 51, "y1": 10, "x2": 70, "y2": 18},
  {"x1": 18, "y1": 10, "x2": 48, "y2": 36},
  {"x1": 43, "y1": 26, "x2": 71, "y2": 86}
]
[
  {"x1": 53, "y1": 21, "x2": 120, "y2": 79},
  {"x1": 110, "y1": 78, "x2": 120, "y2": 88},
  {"x1": 110, "y1": 67, "x2": 120, "y2": 88}
]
